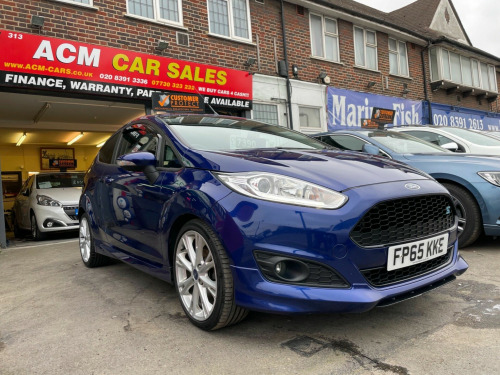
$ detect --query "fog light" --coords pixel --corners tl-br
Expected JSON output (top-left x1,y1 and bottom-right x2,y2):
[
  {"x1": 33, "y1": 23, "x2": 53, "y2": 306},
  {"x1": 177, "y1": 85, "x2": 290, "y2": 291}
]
[
  {"x1": 273, "y1": 259, "x2": 309, "y2": 282},
  {"x1": 275, "y1": 261, "x2": 285, "y2": 275},
  {"x1": 46, "y1": 221, "x2": 53, "y2": 228}
]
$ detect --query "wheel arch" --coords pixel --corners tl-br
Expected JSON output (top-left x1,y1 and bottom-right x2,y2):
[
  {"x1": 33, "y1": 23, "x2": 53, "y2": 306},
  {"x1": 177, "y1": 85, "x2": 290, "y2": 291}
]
[
  {"x1": 166, "y1": 213, "x2": 207, "y2": 282},
  {"x1": 433, "y1": 174, "x2": 489, "y2": 222}
]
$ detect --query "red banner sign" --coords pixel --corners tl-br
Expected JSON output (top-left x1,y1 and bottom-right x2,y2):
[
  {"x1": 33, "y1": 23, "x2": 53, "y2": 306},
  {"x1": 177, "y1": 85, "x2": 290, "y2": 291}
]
[{"x1": 0, "y1": 30, "x2": 252, "y2": 107}]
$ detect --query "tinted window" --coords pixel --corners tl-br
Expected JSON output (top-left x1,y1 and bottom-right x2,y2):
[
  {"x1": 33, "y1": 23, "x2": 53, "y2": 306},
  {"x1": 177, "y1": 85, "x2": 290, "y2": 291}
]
[
  {"x1": 326, "y1": 135, "x2": 367, "y2": 151},
  {"x1": 163, "y1": 144, "x2": 182, "y2": 168},
  {"x1": 99, "y1": 132, "x2": 121, "y2": 164}
]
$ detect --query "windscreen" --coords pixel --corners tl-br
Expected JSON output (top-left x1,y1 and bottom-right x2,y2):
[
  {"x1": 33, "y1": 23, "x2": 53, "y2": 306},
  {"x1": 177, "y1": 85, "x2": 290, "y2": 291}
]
[
  {"x1": 162, "y1": 116, "x2": 327, "y2": 151},
  {"x1": 36, "y1": 173, "x2": 85, "y2": 189}
]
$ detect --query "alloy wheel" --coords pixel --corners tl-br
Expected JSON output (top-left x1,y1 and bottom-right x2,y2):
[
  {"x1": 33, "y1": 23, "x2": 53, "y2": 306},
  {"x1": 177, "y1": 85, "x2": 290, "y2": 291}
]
[
  {"x1": 450, "y1": 194, "x2": 466, "y2": 236},
  {"x1": 175, "y1": 230, "x2": 217, "y2": 321},
  {"x1": 79, "y1": 217, "x2": 91, "y2": 263}
]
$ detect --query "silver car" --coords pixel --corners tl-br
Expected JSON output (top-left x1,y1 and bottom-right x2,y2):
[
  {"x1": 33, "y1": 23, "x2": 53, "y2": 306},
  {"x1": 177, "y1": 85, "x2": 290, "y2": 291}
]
[{"x1": 12, "y1": 172, "x2": 84, "y2": 240}]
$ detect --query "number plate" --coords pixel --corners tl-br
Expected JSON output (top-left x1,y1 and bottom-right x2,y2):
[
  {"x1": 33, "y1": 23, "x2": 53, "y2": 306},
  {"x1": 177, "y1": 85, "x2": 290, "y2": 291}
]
[{"x1": 387, "y1": 233, "x2": 448, "y2": 271}]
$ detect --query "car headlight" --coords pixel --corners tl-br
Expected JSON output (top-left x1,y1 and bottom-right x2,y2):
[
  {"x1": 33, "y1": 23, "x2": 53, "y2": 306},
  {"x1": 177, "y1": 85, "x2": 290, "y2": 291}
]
[
  {"x1": 478, "y1": 171, "x2": 500, "y2": 187},
  {"x1": 215, "y1": 172, "x2": 348, "y2": 209},
  {"x1": 36, "y1": 195, "x2": 62, "y2": 207}
]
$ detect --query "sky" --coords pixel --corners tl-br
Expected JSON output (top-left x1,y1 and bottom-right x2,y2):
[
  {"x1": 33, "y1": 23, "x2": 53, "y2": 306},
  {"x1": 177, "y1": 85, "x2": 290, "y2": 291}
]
[{"x1": 353, "y1": 0, "x2": 500, "y2": 57}]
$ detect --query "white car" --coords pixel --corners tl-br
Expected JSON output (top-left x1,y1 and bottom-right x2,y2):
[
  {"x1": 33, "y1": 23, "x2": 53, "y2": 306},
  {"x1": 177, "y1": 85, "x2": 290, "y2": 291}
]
[
  {"x1": 12, "y1": 172, "x2": 84, "y2": 240},
  {"x1": 392, "y1": 126, "x2": 500, "y2": 155}
]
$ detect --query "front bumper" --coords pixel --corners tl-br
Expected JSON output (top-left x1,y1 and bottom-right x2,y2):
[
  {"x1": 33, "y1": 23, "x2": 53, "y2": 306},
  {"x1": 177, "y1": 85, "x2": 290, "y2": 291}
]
[
  {"x1": 34, "y1": 204, "x2": 79, "y2": 233},
  {"x1": 231, "y1": 251, "x2": 468, "y2": 314}
]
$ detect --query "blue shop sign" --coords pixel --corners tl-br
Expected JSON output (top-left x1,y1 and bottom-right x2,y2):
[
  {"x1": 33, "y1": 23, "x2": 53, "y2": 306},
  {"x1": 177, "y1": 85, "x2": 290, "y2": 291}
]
[
  {"x1": 327, "y1": 87, "x2": 422, "y2": 130},
  {"x1": 424, "y1": 102, "x2": 500, "y2": 131}
]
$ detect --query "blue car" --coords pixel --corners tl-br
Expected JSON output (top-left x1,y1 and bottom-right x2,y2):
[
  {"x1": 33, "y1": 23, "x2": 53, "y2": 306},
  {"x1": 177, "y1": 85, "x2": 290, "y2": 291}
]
[
  {"x1": 79, "y1": 114, "x2": 467, "y2": 330},
  {"x1": 315, "y1": 130, "x2": 500, "y2": 248}
]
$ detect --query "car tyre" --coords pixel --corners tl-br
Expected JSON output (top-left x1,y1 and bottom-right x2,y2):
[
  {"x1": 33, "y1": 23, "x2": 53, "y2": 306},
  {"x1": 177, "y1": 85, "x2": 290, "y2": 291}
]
[
  {"x1": 174, "y1": 219, "x2": 248, "y2": 330},
  {"x1": 443, "y1": 183, "x2": 482, "y2": 248},
  {"x1": 12, "y1": 213, "x2": 23, "y2": 238},
  {"x1": 79, "y1": 213, "x2": 109, "y2": 268},
  {"x1": 31, "y1": 214, "x2": 46, "y2": 241}
]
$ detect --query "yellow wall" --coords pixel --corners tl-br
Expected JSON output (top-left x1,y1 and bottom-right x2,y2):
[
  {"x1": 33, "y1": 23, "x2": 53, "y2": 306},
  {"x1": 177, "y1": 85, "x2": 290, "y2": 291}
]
[{"x1": 0, "y1": 145, "x2": 99, "y2": 182}]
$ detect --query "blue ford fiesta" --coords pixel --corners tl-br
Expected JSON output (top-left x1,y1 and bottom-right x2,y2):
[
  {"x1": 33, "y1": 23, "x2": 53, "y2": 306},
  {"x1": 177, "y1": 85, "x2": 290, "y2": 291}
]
[{"x1": 79, "y1": 114, "x2": 468, "y2": 330}]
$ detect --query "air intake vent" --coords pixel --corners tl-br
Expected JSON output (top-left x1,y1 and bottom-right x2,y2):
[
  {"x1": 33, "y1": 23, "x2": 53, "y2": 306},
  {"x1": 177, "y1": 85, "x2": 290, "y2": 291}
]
[{"x1": 176, "y1": 32, "x2": 189, "y2": 47}]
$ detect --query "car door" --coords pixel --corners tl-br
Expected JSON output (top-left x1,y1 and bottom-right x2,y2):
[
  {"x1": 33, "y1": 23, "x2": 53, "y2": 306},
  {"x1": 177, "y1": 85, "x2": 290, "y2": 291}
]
[
  {"x1": 13, "y1": 176, "x2": 34, "y2": 230},
  {"x1": 103, "y1": 122, "x2": 181, "y2": 267}
]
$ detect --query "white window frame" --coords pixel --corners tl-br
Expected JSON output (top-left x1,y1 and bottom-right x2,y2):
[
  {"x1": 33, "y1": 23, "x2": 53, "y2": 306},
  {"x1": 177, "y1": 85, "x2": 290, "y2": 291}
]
[
  {"x1": 309, "y1": 13, "x2": 340, "y2": 62},
  {"x1": 388, "y1": 37, "x2": 409, "y2": 77},
  {"x1": 298, "y1": 105, "x2": 322, "y2": 132},
  {"x1": 252, "y1": 103, "x2": 280, "y2": 126},
  {"x1": 126, "y1": 0, "x2": 183, "y2": 27},
  {"x1": 428, "y1": 47, "x2": 498, "y2": 93},
  {"x1": 52, "y1": 0, "x2": 95, "y2": 8},
  {"x1": 207, "y1": 0, "x2": 252, "y2": 43},
  {"x1": 353, "y1": 26, "x2": 378, "y2": 71}
]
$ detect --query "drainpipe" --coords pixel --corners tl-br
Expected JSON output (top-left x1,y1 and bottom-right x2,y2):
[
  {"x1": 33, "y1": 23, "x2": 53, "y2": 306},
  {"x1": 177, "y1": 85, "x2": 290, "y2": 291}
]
[
  {"x1": 0, "y1": 158, "x2": 7, "y2": 249},
  {"x1": 281, "y1": 0, "x2": 294, "y2": 129},
  {"x1": 421, "y1": 43, "x2": 433, "y2": 125}
]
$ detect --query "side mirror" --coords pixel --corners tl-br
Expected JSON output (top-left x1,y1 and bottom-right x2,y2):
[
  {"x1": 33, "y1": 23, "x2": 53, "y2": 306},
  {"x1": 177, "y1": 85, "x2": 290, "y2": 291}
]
[
  {"x1": 22, "y1": 190, "x2": 30, "y2": 197},
  {"x1": 441, "y1": 142, "x2": 459, "y2": 152},
  {"x1": 362, "y1": 143, "x2": 381, "y2": 155},
  {"x1": 117, "y1": 152, "x2": 159, "y2": 184}
]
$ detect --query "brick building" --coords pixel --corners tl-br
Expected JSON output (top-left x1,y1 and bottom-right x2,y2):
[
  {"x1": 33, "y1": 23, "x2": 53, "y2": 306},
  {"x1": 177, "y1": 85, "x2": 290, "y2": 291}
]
[{"x1": 0, "y1": 0, "x2": 499, "y2": 150}]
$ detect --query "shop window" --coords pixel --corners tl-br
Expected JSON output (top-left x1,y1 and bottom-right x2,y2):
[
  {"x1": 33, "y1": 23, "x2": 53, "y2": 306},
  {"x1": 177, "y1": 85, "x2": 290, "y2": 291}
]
[
  {"x1": 310, "y1": 14, "x2": 339, "y2": 62},
  {"x1": 299, "y1": 106, "x2": 321, "y2": 130},
  {"x1": 388, "y1": 38, "x2": 408, "y2": 77},
  {"x1": 127, "y1": 0, "x2": 183, "y2": 26},
  {"x1": 252, "y1": 103, "x2": 279, "y2": 126},
  {"x1": 207, "y1": 0, "x2": 251, "y2": 42},
  {"x1": 354, "y1": 26, "x2": 377, "y2": 70}
]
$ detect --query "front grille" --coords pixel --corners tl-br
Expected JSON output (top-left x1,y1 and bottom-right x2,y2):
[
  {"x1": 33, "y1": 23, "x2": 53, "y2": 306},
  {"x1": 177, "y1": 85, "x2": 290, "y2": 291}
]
[
  {"x1": 63, "y1": 205, "x2": 78, "y2": 221},
  {"x1": 350, "y1": 195, "x2": 455, "y2": 248},
  {"x1": 361, "y1": 247, "x2": 453, "y2": 287}
]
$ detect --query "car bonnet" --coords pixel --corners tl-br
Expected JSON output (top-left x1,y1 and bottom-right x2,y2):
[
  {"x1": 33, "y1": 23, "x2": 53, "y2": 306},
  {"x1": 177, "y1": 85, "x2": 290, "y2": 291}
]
[{"x1": 186, "y1": 148, "x2": 431, "y2": 192}]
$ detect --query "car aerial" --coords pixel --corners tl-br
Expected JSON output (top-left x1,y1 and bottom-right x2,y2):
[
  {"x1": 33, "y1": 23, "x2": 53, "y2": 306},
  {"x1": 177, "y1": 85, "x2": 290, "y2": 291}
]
[
  {"x1": 79, "y1": 114, "x2": 468, "y2": 330},
  {"x1": 391, "y1": 125, "x2": 500, "y2": 155},
  {"x1": 315, "y1": 130, "x2": 500, "y2": 248},
  {"x1": 12, "y1": 172, "x2": 84, "y2": 240}
]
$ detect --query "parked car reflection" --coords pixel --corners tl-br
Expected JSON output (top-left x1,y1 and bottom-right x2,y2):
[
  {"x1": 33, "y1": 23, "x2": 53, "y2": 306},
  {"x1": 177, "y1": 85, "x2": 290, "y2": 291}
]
[{"x1": 12, "y1": 172, "x2": 84, "y2": 240}]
